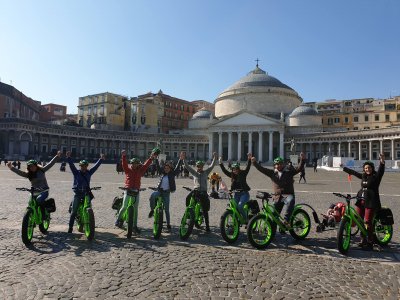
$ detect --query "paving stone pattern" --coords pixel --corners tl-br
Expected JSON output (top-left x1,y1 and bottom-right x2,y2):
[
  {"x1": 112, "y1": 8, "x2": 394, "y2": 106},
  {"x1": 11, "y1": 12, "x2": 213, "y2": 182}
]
[{"x1": 0, "y1": 164, "x2": 399, "y2": 299}]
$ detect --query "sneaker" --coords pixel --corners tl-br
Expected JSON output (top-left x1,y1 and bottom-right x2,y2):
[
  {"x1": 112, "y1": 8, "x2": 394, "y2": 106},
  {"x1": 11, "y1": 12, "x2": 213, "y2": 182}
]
[
  {"x1": 133, "y1": 227, "x2": 141, "y2": 235},
  {"x1": 115, "y1": 220, "x2": 123, "y2": 229},
  {"x1": 68, "y1": 227, "x2": 73, "y2": 234},
  {"x1": 148, "y1": 210, "x2": 154, "y2": 218},
  {"x1": 361, "y1": 242, "x2": 373, "y2": 251},
  {"x1": 165, "y1": 225, "x2": 172, "y2": 233}
]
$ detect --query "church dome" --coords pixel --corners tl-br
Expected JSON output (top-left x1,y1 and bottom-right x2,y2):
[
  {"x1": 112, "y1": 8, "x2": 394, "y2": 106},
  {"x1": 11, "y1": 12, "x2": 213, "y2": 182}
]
[
  {"x1": 289, "y1": 104, "x2": 318, "y2": 117},
  {"x1": 288, "y1": 104, "x2": 321, "y2": 127},
  {"x1": 214, "y1": 64, "x2": 302, "y2": 118},
  {"x1": 192, "y1": 109, "x2": 212, "y2": 119}
]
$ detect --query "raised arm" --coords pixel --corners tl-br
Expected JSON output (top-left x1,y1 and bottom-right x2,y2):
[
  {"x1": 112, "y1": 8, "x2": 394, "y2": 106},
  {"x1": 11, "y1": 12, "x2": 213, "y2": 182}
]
[
  {"x1": 66, "y1": 151, "x2": 79, "y2": 176},
  {"x1": 204, "y1": 152, "x2": 218, "y2": 176},
  {"x1": 219, "y1": 157, "x2": 232, "y2": 178},
  {"x1": 42, "y1": 151, "x2": 61, "y2": 172},
  {"x1": 89, "y1": 154, "x2": 105, "y2": 175},
  {"x1": 251, "y1": 157, "x2": 274, "y2": 178},
  {"x1": 7, "y1": 161, "x2": 28, "y2": 178}
]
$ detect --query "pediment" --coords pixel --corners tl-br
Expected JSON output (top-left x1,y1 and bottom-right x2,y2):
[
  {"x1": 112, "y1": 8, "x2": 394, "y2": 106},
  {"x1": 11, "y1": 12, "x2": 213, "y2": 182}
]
[{"x1": 211, "y1": 111, "x2": 283, "y2": 127}]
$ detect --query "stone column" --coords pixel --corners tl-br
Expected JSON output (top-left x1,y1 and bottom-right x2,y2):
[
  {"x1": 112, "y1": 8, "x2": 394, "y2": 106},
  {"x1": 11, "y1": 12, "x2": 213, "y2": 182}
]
[
  {"x1": 208, "y1": 133, "x2": 213, "y2": 158},
  {"x1": 328, "y1": 142, "x2": 332, "y2": 156},
  {"x1": 248, "y1": 131, "x2": 252, "y2": 154},
  {"x1": 258, "y1": 131, "x2": 263, "y2": 162},
  {"x1": 279, "y1": 131, "x2": 284, "y2": 158},
  {"x1": 391, "y1": 139, "x2": 395, "y2": 160},
  {"x1": 358, "y1": 141, "x2": 362, "y2": 160},
  {"x1": 237, "y1": 132, "x2": 242, "y2": 161},
  {"x1": 369, "y1": 140, "x2": 372, "y2": 160},
  {"x1": 380, "y1": 139, "x2": 383, "y2": 155},
  {"x1": 218, "y1": 132, "x2": 223, "y2": 157},
  {"x1": 338, "y1": 142, "x2": 341, "y2": 157},
  {"x1": 348, "y1": 141, "x2": 351, "y2": 157},
  {"x1": 269, "y1": 131, "x2": 274, "y2": 162},
  {"x1": 319, "y1": 142, "x2": 322, "y2": 158},
  {"x1": 228, "y1": 132, "x2": 232, "y2": 160}
]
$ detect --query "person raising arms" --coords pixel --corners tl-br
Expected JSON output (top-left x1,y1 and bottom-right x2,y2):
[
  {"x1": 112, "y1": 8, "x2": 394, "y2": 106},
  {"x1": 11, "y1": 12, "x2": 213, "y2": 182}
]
[
  {"x1": 219, "y1": 153, "x2": 252, "y2": 221},
  {"x1": 115, "y1": 149, "x2": 159, "y2": 234},
  {"x1": 66, "y1": 151, "x2": 105, "y2": 234},
  {"x1": 341, "y1": 154, "x2": 385, "y2": 250},
  {"x1": 251, "y1": 153, "x2": 305, "y2": 227}
]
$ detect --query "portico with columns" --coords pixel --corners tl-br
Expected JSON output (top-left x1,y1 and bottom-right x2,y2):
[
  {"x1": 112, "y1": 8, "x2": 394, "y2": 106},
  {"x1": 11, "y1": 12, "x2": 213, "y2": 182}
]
[{"x1": 207, "y1": 111, "x2": 285, "y2": 162}]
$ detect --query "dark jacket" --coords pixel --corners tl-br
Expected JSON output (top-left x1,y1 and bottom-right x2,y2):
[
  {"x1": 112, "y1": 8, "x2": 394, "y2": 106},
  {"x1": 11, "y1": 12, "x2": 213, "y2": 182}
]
[
  {"x1": 67, "y1": 157, "x2": 102, "y2": 191},
  {"x1": 253, "y1": 160, "x2": 305, "y2": 201},
  {"x1": 156, "y1": 160, "x2": 182, "y2": 192},
  {"x1": 219, "y1": 159, "x2": 251, "y2": 192},
  {"x1": 343, "y1": 163, "x2": 385, "y2": 209}
]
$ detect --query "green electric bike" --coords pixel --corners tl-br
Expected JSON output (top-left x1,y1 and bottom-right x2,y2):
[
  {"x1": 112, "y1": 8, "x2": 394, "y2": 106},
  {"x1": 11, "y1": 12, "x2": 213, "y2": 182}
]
[
  {"x1": 247, "y1": 191, "x2": 311, "y2": 250},
  {"x1": 73, "y1": 186, "x2": 101, "y2": 241},
  {"x1": 113, "y1": 187, "x2": 146, "y2": 238},
  {"x1": 17, "y1": 187, "x2": 56, "y2": 246},
  {"x1": 149, "y1": 187, "x2": 166, "y2": 239},
  {"x1": 179, "y1": 186, "x2": 205, "y2": 240},
  {"x1": 333, "y1": 192, "x2": 394, "y2": 255},
  {"x1": 220, "y1": 190, "x2": 260, "y2": 244}
]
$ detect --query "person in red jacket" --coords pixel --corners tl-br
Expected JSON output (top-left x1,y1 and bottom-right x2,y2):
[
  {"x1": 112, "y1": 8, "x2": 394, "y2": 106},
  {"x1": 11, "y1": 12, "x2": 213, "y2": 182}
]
[{"x1": 115, "y1": 149, "x2": 158, "y2": 234}]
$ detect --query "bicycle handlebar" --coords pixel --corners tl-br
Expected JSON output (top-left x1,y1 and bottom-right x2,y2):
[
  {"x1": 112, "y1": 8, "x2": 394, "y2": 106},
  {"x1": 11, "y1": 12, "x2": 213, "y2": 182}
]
[
  {"x1": 182, "y1": 186, "x2": 193, "y2": 191},
  {"x1": 119, "y1": 187, "x2": 146, "y2": 192},
  {"x1": 148, "y1": 187, "x2": 158, "y2": 191},
  {"x1": 16, "y1": 187, "x2": 46, "y2": 192},
  {"x1": 332, "y1": 192, "x2": 361, "y2": 200}
]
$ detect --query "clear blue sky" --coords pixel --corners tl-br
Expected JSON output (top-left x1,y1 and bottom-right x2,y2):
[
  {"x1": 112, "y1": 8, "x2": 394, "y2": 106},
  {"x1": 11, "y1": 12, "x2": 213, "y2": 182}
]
[{"x1": 1, "y1": 0, "x2": 399, "y2": 114}]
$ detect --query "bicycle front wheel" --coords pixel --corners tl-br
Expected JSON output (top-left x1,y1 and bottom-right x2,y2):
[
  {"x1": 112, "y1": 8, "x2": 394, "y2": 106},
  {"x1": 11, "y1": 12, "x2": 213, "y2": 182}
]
[
  {"x1": 289, "y1": 209, "x2": 311, "y2": 240},
  {"x1": 194, "y1": 203, "x2": 203, "y2": 229},
  {"x1": 220, "y1": 210, "x2": 240, "y2": 244},
  {"x1": 127, "y1": 206, "x2": 134, "y2": 239},
  {"x1": 84, "y1": 208, "x2": 95, "y2": 241},
  {"x1": 374, "y1": 218, "x2": 393, "y2": 246},
  {"x1": 247, "y1": 214, "x2": 275, "y2": 249},
  {"x1": 179, "y1": 208, "x2": 195, "y2": 240},
  {"x1": 21, "y1": 208, "x2": 34, "y2": 246},
  {"x1": 337, "y1": 217, "x2": 352, "y2": 255},
  {"x1": 153, "y1": 207, "x2": 163, "y2": 239},
  {"x1": 39, "y1": 211, "x2": 50, "y2": 234}
]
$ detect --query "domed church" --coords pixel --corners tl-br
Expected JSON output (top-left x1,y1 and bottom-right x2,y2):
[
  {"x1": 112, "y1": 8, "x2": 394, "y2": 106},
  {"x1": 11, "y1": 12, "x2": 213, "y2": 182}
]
[{"x1": 189, "y1": 63, "x2": 307, "y2": 162}]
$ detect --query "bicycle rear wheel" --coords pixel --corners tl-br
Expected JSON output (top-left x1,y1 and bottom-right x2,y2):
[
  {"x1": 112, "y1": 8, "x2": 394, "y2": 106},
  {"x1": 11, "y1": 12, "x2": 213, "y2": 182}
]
[
  {"x1": 179, "y1": 208, "x2": 195, "y2": 240},
  {"x1": 247, "y1": 214, "x2": 275, "y2": 249},
  {"x1": 21, "y1": 208, "x2": 34, "y2": 246},
  {"x1": 153, "y1": 207, "x2": 163, "y2": 239},
  {"x1": 84, "y1": 208, "x2": 95, "y2": 241},
  {"x1": 127, "y1": 206, "x2": 134, "y2": 239},
  {"x1": 337, "y1": 217, "x2": 352, "y2": 255}
]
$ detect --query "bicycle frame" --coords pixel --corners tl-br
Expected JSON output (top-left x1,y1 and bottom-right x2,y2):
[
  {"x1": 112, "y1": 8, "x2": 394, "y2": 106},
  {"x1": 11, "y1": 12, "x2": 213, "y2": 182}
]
[
  {"x1": 260, "y1": 197, "x2": 304, "y2": 231},
  {"x1": 18, "y1": 188, "x2": 46, "y2": 225},
  {"x1": 342, "y1": 197, "x2": 368, "y2": 236},
  {"x1": 226, "y1": 193, "x2": 248, "y2": 225}
]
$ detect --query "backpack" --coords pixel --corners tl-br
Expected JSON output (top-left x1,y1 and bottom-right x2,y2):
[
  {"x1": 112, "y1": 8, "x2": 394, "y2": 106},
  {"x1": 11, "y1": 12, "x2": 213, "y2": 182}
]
[
  {"x1": 376, "y1": 207, "x2": 394, "y2": 225},
  {"x1": 44, "y1": 198, "x2": 56, "y2": 213}
]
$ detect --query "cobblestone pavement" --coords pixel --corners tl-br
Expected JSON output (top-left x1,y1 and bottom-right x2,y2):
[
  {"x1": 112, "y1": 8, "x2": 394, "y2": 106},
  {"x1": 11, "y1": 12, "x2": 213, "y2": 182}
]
[{"x1": 0, "y1": 164, "x2": 399, "y2": 299}]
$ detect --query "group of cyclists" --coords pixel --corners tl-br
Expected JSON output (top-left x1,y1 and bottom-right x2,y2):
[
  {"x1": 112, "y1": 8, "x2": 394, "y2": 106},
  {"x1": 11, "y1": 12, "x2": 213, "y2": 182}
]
[{"x1": 7, "y1": 146, "x2": 388, "y2": 252}]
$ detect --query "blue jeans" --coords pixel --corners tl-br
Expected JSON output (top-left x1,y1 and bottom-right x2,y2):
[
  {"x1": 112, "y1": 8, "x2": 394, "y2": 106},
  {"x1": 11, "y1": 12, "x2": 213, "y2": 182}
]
[
  {"x1": 234, "y1": 191, "x2": 250, "y2": 220},
  {"x1": 35, "y1": 191, "x2": 49, "y2": 205},
  {"x1": 150, "y1": 191, "x2": 171, "y2": 226},
  {"x1": 118, "y1": 191, "x2": 140, "y2": 227},
  {"x1": 69, "y1": 191, "x2": 86, "y2": 229},
  {"x1": 274, "y1": 194, "x2": 295, "y2": 222}
]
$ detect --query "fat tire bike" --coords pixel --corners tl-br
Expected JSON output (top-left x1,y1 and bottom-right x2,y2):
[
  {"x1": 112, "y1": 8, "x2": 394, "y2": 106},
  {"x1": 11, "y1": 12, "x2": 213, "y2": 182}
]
[
  {"x1": 247, "y1": 191, "x2": 311, "y2": 250},
  {"x1": 179, "y1": 187, "x2": 205, "y2": 240},
  {"x1": 333, "y1": 192, "x2": 393, "y2": 255},
  {"x1": 220, "y1": 190, "x2": 259, "y2": 244},
  {"x1": 17, "y1": 187, "x2": 55, "y2": 246},
  {"x1": 115, "y1": 187, "x2": 146, "y2": 238},
  {"x1": 149, "y1": 187, "x2": 166, "y2": 239},
  {"x1": 74, "y1": 187, "x2": 101, "y2": 241}
]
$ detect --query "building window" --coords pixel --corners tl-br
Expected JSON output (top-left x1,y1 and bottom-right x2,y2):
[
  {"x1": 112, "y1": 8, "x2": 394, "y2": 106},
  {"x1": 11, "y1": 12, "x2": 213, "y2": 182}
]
[
  {"x1": 385, "y1": 114, "x2": 390, "y2": 122},
  {"x1": 344, "y1": 117, "x2": 349, "y2": 123},
  {"x1": 327, "y1": 118, "x2": 333, "y2": 125},
  {"x1": 375, "y1": 114, "x2": 379, "y2": 121},
  {"x1": 334, "y1": 117, "x2": 340, "y2": 123},
  {"x1": 364, "y1": 115, "x2": 369, "y2": 122},
  {"x1": 353, "y1": 116, "x2": 359, "y2": 122},
  {"x1": 397, "y1": 113, "x2": 400, "y2": 121}
]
